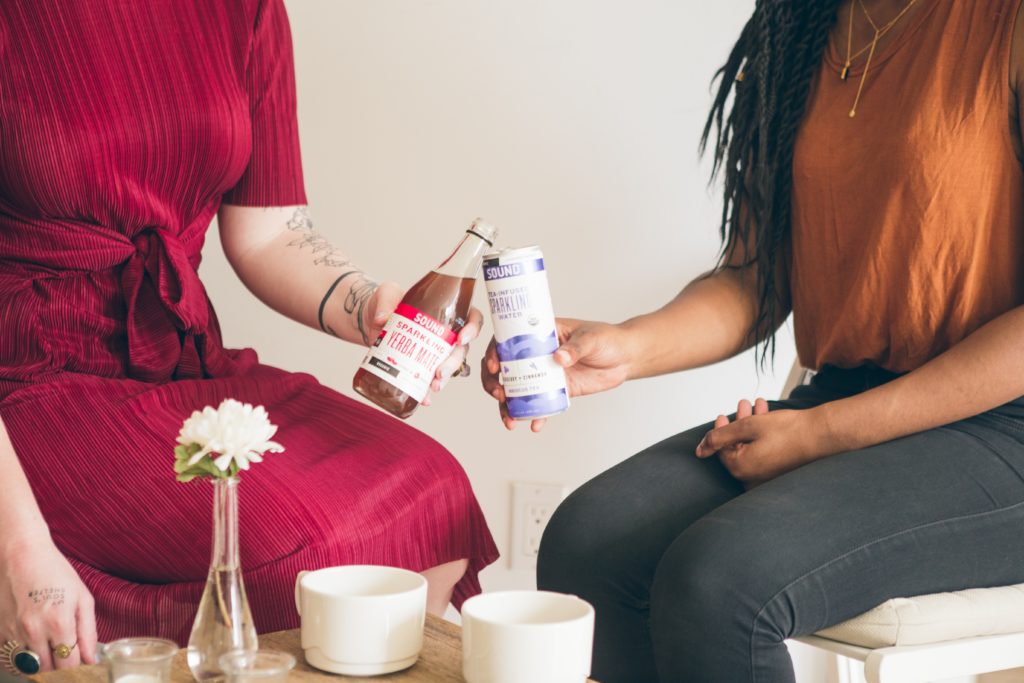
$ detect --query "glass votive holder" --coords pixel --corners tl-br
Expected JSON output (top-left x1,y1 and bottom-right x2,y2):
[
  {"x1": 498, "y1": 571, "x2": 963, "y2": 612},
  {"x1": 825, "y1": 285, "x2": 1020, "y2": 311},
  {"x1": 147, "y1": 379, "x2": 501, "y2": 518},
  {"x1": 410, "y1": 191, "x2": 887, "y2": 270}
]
[
  {"x1": 102, "y1": 638, "x2": 179, "y2": 683},
  {"x1": 218, "y1": 650, "x2": 296, "y2": 683}
]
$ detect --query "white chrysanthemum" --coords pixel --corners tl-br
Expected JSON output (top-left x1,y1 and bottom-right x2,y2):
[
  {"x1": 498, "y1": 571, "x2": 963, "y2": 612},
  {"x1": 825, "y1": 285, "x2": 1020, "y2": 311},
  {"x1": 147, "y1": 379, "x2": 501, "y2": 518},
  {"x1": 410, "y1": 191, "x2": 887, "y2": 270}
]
[{"x1": 177, "y1": 399, "x2": 284, "y2": 473}]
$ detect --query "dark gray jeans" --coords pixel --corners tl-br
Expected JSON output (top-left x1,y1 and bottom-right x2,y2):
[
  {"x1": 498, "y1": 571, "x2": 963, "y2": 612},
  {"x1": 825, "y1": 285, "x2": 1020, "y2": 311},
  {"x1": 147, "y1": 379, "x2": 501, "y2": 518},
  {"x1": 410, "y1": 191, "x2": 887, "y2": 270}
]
[{"x1": 537, "y1": 365, "x2": 1024, "y2": 683}]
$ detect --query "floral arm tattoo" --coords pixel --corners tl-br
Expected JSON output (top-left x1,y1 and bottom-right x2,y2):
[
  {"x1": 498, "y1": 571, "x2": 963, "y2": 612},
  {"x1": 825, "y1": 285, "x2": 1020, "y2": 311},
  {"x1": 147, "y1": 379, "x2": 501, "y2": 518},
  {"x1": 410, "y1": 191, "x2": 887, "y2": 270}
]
[
  {"x1": 286, "y1": 206, "x2": 352, "y2": 268},
  {"x1": 287, "y1": 207, "x2": 380, "y2": 344}
]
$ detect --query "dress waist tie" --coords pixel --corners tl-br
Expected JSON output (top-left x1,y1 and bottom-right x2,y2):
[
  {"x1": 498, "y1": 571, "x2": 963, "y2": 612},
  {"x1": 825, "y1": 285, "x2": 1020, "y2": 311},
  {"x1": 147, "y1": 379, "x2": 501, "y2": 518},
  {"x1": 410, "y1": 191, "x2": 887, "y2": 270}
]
[{"x1": 120, "y1": 228, "x2": 212, "y2": 382}]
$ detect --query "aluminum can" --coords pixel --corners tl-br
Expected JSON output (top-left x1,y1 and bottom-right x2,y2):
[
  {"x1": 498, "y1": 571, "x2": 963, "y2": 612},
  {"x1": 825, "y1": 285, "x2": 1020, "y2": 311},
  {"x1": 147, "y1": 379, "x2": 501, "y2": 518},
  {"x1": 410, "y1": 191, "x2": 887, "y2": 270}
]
[{"x1": 483, "y1": 246, "x2": 570, "y2": 420}]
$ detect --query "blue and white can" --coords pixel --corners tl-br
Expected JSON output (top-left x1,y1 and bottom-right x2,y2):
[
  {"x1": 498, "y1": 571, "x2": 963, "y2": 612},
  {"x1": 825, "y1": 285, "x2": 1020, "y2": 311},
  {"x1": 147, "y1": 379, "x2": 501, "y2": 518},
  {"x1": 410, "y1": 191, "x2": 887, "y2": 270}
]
[{"x1": 483, "y1": 246, "x2": 570, "y2": 420}]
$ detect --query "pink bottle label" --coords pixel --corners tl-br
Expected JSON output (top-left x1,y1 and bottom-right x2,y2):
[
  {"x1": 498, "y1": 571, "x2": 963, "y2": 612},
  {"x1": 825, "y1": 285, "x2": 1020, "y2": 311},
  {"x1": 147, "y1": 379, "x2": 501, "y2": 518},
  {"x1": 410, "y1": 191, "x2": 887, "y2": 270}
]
[{"x1": 358, "y1": 303, "x2": 456, "y2": 402}]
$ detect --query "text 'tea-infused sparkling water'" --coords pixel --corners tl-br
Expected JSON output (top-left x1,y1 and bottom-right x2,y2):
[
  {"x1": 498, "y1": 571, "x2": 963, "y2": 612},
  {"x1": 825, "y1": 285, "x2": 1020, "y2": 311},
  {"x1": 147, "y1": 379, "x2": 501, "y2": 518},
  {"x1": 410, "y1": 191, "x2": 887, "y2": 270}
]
[{"x1": 483, "y1": 246, "x2": 570, "y2": 420}]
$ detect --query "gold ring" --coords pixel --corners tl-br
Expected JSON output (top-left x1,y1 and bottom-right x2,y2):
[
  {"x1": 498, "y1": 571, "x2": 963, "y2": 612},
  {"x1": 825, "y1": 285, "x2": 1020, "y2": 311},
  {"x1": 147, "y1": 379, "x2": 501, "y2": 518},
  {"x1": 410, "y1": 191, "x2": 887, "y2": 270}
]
[
  {"x1": 452, "y1": 360, "x2": 471, "y2": 378},
  {"x1": 51, "y1": 642, "x2": 77, "y2": 660}
]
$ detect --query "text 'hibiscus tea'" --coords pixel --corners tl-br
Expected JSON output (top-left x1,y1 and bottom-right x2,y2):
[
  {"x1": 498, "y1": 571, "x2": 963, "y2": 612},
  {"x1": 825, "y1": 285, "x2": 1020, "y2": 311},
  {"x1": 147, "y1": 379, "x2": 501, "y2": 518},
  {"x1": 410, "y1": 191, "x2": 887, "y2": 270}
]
[{"x1": 483, "y1": 245, "x2": 569, "y2": 420}]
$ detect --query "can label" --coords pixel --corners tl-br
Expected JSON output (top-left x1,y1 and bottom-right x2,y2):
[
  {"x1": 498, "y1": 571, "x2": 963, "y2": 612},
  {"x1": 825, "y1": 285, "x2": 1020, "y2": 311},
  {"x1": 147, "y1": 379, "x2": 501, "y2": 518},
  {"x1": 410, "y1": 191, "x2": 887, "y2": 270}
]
[
  {"x1": 484, "y1": 248, "x2": 569, "y2": 419},
  {"x1": 358, "y1": 303, "x2": 456, "y2": 402}
]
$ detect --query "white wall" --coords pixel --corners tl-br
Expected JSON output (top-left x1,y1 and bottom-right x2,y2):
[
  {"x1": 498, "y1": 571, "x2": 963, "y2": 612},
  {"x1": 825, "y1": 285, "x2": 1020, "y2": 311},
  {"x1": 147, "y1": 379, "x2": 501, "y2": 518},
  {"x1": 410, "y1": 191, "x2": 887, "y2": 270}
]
[
  {"x1": 202, "y1": 0, "x2": 798, "y2": 587},
  {"x1": 198, "y1": 2, "x2": 984, "y2": 681}
]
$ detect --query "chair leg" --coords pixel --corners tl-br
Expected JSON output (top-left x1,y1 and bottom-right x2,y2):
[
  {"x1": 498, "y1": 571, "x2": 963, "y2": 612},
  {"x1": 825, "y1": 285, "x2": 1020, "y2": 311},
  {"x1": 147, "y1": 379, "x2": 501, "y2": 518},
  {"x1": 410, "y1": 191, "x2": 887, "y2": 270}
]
[{"x1": 837, "y1": 656, "x2": 867, "y2": 683}]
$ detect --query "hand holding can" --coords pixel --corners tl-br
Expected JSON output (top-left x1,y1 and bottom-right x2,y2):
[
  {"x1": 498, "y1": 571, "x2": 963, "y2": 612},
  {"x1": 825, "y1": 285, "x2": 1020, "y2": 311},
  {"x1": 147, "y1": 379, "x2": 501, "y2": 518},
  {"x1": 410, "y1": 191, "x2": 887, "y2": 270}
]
[{"x1": 483, "y1": 246, "x2": 570, "y2": 422}]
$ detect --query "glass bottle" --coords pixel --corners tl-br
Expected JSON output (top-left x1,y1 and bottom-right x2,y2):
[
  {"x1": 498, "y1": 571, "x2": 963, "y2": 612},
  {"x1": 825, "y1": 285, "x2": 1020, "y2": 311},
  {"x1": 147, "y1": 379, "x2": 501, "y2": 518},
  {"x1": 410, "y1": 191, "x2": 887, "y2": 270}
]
[
  {"x1": 354, "y1": 218, "x2": 498, "y2": 418},
  {"x1": 187, "y1": 478, "x2": 258, "y2": 682}
]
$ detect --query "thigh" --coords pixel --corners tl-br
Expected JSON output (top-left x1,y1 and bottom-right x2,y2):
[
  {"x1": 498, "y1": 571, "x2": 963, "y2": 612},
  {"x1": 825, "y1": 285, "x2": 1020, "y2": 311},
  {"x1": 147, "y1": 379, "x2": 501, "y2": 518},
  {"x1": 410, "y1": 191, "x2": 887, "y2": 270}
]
[
  {"x1": 655, "y1": 415, "x2": 1024, "y2": 641},
  {"x1": 538, "y1": 421, "x2": 745, "y2": 598},
  {"x1": 3, "y1": 368, "x2": 493, "y2": 582},
  {"x1": 537, "y1": 388, "x2": 830, "y2": 595}
]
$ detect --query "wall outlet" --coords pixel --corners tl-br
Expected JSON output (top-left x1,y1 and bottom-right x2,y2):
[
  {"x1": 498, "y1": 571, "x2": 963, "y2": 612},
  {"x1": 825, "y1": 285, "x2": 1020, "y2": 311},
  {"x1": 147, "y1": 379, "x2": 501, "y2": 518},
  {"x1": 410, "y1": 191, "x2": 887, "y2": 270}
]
[{"x1": 510, "y1": 481, "x2": 567, "y2": 570}]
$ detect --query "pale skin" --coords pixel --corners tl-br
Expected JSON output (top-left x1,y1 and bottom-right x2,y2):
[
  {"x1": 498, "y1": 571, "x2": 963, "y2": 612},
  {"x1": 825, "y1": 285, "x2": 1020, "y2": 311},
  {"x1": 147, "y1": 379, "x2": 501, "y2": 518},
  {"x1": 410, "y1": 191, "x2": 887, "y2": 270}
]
[
  {"x1": 1, "y1": 205, "x2": 475, "y2": 670},
  {"x1": 484, "y1": 0, "x2": 1024, "y2": 488}
]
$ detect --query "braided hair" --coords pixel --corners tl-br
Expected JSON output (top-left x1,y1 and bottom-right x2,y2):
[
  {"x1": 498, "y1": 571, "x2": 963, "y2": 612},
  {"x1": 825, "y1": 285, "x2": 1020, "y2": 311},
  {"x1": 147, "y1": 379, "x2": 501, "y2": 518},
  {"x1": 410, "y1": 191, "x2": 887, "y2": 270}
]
[{"x1": 701, "y1": 1, "x2": 842, "y2": 365}]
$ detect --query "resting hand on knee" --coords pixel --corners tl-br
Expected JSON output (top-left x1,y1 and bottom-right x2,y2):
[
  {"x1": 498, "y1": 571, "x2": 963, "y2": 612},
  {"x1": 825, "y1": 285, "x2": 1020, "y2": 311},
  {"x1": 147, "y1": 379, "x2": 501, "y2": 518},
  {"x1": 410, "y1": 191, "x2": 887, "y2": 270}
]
[{"x1": 696, "y1": 398, "x2": 829, "y2": 485}]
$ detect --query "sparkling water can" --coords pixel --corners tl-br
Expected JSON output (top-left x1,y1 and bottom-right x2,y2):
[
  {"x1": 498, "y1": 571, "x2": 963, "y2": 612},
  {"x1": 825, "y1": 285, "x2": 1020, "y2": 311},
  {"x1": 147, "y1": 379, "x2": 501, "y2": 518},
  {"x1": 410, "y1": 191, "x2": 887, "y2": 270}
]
[{"x1": 483, "y1": 246, "x2": 570, "y2": 420}]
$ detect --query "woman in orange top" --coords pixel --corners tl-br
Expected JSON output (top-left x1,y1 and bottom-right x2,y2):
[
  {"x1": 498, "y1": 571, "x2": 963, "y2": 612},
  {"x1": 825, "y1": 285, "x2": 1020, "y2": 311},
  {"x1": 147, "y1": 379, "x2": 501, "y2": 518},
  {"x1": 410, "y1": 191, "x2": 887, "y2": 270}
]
[{"x1": 484, "y1": 1, "x2": 1024, "y2": 681}]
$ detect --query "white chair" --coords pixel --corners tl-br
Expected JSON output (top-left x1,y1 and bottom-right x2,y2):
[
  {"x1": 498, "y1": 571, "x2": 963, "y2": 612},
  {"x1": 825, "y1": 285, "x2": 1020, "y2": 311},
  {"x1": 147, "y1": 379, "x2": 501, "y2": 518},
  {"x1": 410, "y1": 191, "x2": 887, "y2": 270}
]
[{"x1": 782, "y1": 365, "x2": 1024, "y2": 683}]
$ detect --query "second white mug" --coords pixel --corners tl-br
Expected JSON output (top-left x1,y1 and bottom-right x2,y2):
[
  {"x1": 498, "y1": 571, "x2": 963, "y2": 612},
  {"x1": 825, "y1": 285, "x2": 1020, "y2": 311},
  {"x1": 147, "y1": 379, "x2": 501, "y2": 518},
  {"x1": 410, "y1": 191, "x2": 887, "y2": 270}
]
[
  {"x1": 294, "y1": 565, "x2": 427, "y2": 676},
  {"x1": 462, "y1": 590, "x2": 595, "y2": 683}
]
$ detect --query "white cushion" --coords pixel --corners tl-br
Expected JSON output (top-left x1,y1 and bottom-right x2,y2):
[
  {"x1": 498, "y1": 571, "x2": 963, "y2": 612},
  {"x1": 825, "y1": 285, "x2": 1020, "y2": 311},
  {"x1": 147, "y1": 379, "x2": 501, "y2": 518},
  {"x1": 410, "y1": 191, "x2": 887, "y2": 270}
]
[{"x1": 815, "y1": 584, "x2": 1024, "y2": 649}]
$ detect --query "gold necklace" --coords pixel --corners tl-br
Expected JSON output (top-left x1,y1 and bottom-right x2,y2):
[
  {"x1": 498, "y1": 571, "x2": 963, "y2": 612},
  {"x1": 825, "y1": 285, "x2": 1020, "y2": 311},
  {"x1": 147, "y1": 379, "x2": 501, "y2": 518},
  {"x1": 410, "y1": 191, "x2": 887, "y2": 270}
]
[{"x1": 843, "y1": 0, "x2": 919, "y2": 117}]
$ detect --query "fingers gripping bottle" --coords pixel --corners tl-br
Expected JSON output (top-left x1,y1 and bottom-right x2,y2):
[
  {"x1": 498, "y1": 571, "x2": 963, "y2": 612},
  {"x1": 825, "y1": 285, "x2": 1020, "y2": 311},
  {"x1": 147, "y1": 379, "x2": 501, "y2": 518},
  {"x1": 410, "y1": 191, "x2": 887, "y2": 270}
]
[{"x1": 354, "y1": 219, "x2": 498, "y2": 418}]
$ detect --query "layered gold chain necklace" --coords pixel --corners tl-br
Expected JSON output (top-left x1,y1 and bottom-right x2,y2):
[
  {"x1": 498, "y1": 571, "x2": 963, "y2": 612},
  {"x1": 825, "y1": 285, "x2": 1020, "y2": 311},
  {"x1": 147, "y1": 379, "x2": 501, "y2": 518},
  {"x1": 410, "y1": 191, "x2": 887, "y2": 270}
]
[{"x1": 843, "y1": 0, "x2": 919, "y2": 117}]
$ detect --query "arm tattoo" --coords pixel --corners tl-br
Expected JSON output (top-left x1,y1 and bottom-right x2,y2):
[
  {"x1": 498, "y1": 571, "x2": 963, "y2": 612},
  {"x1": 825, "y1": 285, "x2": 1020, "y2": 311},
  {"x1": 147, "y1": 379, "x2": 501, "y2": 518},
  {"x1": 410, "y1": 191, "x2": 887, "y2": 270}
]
[
  {"x1": 293, "y1": 208, "x2": 380, "y2": 342},
  {"x1": 346, "y1": 276, "x2": 380, "y2": 346},
  {"x1": 286, "y1": 206, "x2": 352, "y2": 268},
  {"x1": 318, "y1": 271, "x2": 358, "y2": 335},
  {"x1": 318, "y1": 271, "x2": 379, "y2": 344}
]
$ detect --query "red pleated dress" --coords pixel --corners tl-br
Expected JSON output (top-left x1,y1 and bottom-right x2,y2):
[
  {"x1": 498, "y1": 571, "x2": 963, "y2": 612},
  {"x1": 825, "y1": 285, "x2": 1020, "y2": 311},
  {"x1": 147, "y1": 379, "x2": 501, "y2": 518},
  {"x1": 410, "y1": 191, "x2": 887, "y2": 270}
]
[{"x1": 0, "y1": 0, "x2": 498, "y2": 643}]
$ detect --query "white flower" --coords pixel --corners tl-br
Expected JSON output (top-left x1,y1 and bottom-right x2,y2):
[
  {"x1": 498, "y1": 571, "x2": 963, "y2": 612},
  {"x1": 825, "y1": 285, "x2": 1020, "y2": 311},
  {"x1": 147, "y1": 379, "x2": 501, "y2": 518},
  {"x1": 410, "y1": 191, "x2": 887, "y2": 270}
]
[{"x1": 177, "y1": 399, "x2": 284, "y2": 474}]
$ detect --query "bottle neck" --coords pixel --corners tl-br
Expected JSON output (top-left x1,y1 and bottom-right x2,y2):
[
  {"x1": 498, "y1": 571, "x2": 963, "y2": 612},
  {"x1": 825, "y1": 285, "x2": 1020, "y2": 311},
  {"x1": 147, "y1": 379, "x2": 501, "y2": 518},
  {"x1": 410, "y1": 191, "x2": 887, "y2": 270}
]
[
  {"x1": 211, "y1": 478, "x2": 240, "y2": 570},
  {"x1": 434, "y1": 231, "x2": 492, "y2": 278}
]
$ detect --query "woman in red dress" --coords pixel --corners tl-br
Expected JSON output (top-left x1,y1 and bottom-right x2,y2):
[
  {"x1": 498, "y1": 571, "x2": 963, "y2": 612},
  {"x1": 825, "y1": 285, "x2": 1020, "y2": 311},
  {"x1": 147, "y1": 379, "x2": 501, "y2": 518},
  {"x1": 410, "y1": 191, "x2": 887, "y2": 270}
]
[{"x1": 0, "y1": 0, "x2": 498, "y2": 671}]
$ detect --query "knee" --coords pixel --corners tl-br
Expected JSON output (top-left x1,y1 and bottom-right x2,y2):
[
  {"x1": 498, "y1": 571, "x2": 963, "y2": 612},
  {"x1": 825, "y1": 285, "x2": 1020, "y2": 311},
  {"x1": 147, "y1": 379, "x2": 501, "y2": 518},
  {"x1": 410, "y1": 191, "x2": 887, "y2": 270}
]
[
  {"x1": 649, "y1": 524, "x2": 792, "y2": 645},
  {"x1": 537, "y1": 481, "x2": 623, "y2": 594},
  {"x1": 537, "y1": 488, "x2": 595, "y2": 590},
  {"x1": 648, "y1": 527, "x2": 802, "y2": 681},
  {"x1": 650, "y1": 540, "x2": 741, "y2": 630},
  {"x1": 423, "y1": 558, "x2": 468, "y2": 584}
]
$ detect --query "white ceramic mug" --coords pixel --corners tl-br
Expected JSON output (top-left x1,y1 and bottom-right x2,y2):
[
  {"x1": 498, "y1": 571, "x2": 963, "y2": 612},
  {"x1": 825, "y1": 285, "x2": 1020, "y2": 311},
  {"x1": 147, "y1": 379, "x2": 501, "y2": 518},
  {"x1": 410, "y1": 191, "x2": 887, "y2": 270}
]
[
  {"x1": 462, "y1": 590, "x2": 595, "y2": 683},
  {"x1": 294, "y1": 565, "x2": 427, "y2": 676}
]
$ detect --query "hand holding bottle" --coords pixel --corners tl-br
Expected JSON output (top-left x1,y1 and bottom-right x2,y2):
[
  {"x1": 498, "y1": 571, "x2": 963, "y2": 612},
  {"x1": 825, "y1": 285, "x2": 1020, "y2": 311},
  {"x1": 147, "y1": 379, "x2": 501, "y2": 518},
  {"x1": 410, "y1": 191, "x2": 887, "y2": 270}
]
[
  {"x1": 423, "y1": 306, "x2": 485, "y2": 405},
  {"x1": 481, "y1": 318, "x2": 634, "y2": 432},
  {"x1": 357, "y1": 281, "x2": 483, "y2": 407},
  {"x1": 354, "y1": 220, "x2": 498, "y2": 418},
  {"x1": 359, "y1": 281, "x2": 404, "y2": 344}
]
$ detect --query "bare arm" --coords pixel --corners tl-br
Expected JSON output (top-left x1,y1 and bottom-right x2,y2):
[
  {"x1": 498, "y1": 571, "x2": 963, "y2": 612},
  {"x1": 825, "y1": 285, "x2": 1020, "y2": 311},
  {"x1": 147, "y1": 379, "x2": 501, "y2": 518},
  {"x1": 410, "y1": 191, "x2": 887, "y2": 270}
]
[
  {"x1": 818, "y1": 307, "x2": 1024, "y2": 451},
  {"x1": 0, "y1": 418, "x2": 97, "y2": 670},
  {"x1": 482, "y1": 228, "x2": 789, "y2": 430},
  {"x1": 573, "y1": 200, "x2": 791, "y2": 382},
  {"x1": 618, "y1": 264, "x2": 775, "y2": 380},
  {"x1": 218, "y1": 204, "x2": 399, "y2": 346},
  {"x1": 0, "y1": 421, "x2": 49, "y2": 556},
  {"x1": 699, "y1": 304, "x2": 1024, "y2": 484},
  {"x1": 218, "y1": 204, "x2": 480, "y2": 395}
]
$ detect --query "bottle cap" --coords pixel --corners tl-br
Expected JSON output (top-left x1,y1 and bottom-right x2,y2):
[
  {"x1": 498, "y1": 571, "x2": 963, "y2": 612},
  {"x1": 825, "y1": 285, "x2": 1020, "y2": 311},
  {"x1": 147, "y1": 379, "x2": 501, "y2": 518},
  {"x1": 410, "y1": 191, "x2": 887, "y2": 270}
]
[{"x1": 467, "y1": 218, "x2": 498, "y2": 247}]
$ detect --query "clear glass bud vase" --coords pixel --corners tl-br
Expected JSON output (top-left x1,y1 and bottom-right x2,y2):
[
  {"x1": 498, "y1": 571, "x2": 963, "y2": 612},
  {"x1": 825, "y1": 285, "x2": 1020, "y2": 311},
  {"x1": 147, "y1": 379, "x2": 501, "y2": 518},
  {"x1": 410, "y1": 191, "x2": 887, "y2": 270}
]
[{"x1": 187, "y1": 478, "x2": 258, "y2": 682}]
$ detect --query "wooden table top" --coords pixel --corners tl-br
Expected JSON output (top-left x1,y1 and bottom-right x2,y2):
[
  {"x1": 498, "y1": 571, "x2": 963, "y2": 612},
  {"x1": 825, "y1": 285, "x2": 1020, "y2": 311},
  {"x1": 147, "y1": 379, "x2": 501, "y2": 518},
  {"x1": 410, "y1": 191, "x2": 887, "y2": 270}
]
[{"x1": 29, "y1": 615, "x2": 597, "y2": 683}]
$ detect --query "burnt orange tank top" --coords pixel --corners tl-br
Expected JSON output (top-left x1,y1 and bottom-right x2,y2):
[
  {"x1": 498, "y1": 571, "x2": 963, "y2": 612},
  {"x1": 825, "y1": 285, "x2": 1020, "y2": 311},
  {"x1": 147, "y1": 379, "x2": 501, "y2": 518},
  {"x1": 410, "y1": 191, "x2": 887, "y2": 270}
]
[{"x1": 791, "y1": 0, "x2": 1024, "y2": 373}]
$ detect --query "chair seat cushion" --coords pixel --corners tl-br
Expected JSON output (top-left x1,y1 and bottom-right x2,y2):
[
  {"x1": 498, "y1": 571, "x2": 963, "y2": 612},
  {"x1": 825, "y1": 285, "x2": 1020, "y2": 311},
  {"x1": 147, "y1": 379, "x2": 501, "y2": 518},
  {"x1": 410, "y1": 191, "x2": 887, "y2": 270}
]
[{"x1": 816, "y1": 584, "x2": 1024, "y2": 649}]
